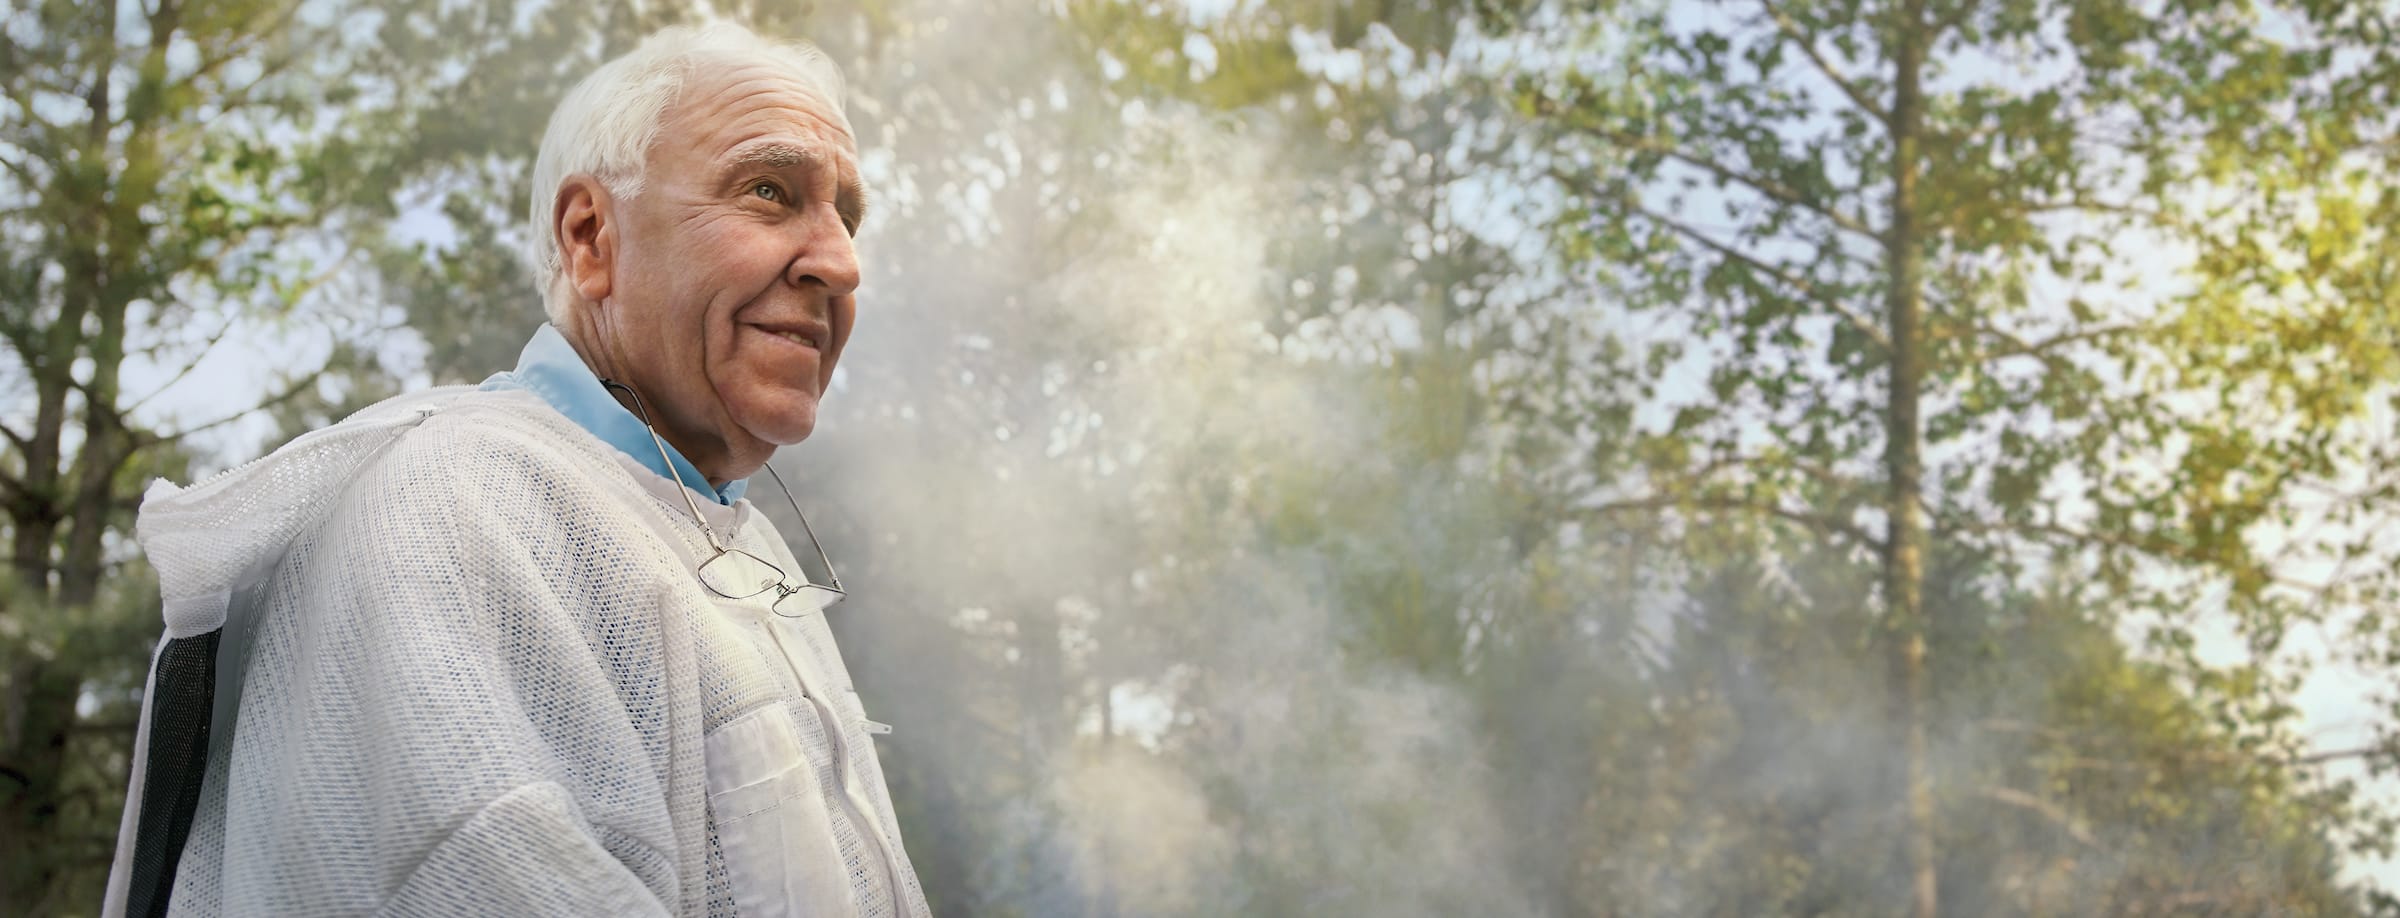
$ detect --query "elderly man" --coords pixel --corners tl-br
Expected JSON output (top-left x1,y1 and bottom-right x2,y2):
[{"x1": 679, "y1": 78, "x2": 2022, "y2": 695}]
[{"x1": 102, "y1": 23, "x2": 928, "y2": 917}]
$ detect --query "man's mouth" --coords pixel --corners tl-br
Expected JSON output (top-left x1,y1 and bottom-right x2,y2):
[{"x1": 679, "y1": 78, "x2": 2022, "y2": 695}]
[{"x1": 752, "y1": 321, "x2": 828, "y2": 351}]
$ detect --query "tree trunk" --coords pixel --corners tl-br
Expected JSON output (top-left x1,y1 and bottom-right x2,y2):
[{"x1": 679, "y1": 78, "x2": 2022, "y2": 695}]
[
  {"x1": 0, "y1": 665, "x2": 84, "y2": 911},
  {"x1": 0, "y1": 25, "x2": 125, "y2": 907},
  {"x1": 1884, "y1": 1, "x2": 1937, "y2": 915}
]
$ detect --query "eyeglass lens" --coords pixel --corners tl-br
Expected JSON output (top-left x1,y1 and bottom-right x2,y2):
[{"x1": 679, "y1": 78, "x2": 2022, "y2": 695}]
[
  {"x1": 699, "y1": 548, "x2": 846, "y2": 617},
  {"x1": 699, "y1": 548, "x2": 787, "y2": 600}
]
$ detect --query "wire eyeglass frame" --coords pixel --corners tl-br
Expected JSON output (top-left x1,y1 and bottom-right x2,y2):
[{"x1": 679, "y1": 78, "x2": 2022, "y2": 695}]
[{"x1": 601, "y1": 379, "x2": 845, "y2": 618}]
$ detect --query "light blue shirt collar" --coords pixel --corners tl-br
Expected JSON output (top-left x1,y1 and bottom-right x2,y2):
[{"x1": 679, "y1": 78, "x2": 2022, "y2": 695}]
[{"x1": 482, "y1": 324, "x2": 749, "y2": 505}]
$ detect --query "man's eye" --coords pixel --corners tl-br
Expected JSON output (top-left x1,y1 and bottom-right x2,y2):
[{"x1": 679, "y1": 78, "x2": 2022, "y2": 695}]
[{"x1": 752, "y1": 182, "x2": 782, "y2": 202}]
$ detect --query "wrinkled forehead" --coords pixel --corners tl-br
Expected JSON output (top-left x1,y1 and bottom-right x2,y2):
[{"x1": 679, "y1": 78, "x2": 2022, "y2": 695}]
[{"x1": 664, "y1": 59, "x2": 857, "y2": 160}]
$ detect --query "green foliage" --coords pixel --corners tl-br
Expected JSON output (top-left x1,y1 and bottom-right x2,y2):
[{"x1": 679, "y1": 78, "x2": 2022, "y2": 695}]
[
  {"x1": 1071, "y1": 0, "x2": 2400, "y2": 912},
  {"x1": 8, "y1": 0, "x2": 2397, "y2": 914},
  {"x1": 1529, "y1": 0, "x2": 2400, "y2": 636},
  {"x1": 1507, "y1": 0, "x2": 2400, "y2": 911},
  {"x1": 0, "y1": 0, "x2": 409, "y2": 907}
]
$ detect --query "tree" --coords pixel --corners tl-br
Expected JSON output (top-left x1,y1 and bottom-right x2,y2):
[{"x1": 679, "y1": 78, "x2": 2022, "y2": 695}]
[
  {"x1": 0, "y1": 0, "x2": 562, "y2": 907},
  {"x1": 1523, "y1": 0, "x2": 2400, "y2": 912},
  {"x1": 7, "y1": 1, "x2": 286, "y2": 907}
]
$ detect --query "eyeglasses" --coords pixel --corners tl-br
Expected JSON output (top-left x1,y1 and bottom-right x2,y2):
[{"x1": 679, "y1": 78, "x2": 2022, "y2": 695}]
[{"x1": 603, "y1": 379, "x2": 845, "y2": 618}]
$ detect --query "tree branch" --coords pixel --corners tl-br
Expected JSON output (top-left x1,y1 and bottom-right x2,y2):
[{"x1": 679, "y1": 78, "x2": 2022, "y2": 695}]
[
  {"x1": 0, "y1": 418, "x2": 30, "y2": 454},
  {"x1": 2289, "y1": 743, "x2": 2388, "y2": 766},
  {"x1": 1962, "y1": 321, "x2": 2137, "y2": 379},
  {"x1": 1758, "y1": 0, "x2": 1889, "y2": 125},
  {"x1": 1928, "y1": 0, "x2": 1978, "y2": 47},
  {"x1": 1996, "y1": 194, "x2": 2168, "y2": 222},
  {"x1": 170, "y1": 6, "x2": 311, "y2": 114},
  {"x1": 1981, "y1": 716, "x2": 2372, "y2": 780},
  {"x1": 1551, "y1": 124, "x2": 1883, "y2": 242},
  {"x1": 0, "y1": 464, "x2": 26, "y2": 508},
  {"x1": 1609, "y1": 187, "x2": 1891, "y2": 352},
  {"x1": 1689, "y1": 450, "x2": 1871, "y2": 498},
  {"x1": 1942, "y1": 516, "x2": 2339, "y2": 600},
  {"x1": 1575, "y1": 493, "x2": 1883, "y2": 549},
  {"x1": 0, "y1": 146, "x2": 42, "y2": 189},
  {"x1": 1972, "y1": 784, "x2": 2098, "y2": 849},
  {"x1": 171, "y1": 0, "x2": 302, "y2": 86},
  {"x1": 121, "y1": 307, "x2": 241, "y2": 414},
  {"x1": 150, "y1": 365, "x2": 327, "y2": 444}
]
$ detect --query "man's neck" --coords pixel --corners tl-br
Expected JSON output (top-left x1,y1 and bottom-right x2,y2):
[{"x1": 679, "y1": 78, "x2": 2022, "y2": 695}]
[{"x1": 552, "y1": 313, "x2": 742, "y2": 489}]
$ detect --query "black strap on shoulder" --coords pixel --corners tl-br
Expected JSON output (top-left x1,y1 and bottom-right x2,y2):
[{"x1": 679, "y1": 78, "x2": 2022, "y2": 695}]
[{"x1": 124, "y1": 630, "x2": 219, "y2": 918}]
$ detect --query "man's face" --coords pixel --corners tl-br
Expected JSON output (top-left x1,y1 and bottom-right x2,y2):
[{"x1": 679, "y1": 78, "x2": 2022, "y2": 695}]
[{"x1": 599, "y1": 61, "x2": 866, "y2": 474}]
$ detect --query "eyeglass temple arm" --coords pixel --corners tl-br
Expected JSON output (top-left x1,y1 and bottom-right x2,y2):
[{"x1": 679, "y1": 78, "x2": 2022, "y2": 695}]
[
  {"x1": 600, "y1": 379, "x2": 725, "y2": 551},
  {"x1": 762, "y1": 463, "x2": 842, "y2": 593},
  {"x1": 602, "y1": 378, "x2": 842, "y2": 592}
]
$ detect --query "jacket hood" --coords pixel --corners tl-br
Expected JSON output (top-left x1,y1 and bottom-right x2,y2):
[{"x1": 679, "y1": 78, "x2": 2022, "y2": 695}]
[{"x1": 135, "y1": 386, "x2": 474, "y2": 639}]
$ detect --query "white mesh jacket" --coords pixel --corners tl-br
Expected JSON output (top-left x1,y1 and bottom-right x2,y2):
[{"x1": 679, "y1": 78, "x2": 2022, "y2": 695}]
[{"x1": 101, "y1": 386, "x2": 931, "y2": 918}]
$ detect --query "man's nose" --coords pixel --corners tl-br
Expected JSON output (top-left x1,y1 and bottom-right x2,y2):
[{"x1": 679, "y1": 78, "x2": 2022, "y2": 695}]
[{"x1": 786, "y1": 205, "x2": 860, "y2": 296}]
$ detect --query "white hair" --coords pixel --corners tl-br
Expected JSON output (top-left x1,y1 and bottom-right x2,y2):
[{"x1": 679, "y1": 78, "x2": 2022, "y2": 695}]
[{"x1": 527, "y1": 22, "x2": 850, "y2": 321}]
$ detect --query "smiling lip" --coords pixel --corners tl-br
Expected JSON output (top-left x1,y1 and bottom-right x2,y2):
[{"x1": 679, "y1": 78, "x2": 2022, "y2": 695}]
[{"x1": 749, "y1": 320, "x2": 831, "y2": 352}]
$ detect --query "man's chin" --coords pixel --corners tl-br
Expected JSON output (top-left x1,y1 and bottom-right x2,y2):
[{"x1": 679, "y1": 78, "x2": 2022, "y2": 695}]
[{"x1": 731, "y1": 402, "x2": 821, "y2": 447}]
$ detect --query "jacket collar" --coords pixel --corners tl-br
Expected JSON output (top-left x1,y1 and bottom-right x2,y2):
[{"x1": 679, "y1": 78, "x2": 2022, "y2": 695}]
[{"x1": 482, "y1": 324, "x2": 749, "y2": 505}]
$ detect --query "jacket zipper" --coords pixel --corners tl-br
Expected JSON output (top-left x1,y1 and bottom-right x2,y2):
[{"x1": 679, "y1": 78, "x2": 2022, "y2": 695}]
[
  {"x1": 158, "y1": 403, "x2": 444, "y2": 502},
  {"x1": 762, "y1": 615, "x2": 913, "y2": 915}
]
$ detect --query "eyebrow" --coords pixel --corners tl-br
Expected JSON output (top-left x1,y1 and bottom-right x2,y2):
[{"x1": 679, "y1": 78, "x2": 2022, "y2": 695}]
[
  {"x1": 726, "y1": 141, "x2": 870, "y2": 231},
  {"x1": 729, "y1": 141, "x2": 819, "y2": 170}
]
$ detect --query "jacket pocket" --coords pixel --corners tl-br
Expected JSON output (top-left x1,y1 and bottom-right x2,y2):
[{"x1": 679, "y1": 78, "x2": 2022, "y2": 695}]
[{"x1": 705, "y1": 704, "x2": 854, "y2": 918}]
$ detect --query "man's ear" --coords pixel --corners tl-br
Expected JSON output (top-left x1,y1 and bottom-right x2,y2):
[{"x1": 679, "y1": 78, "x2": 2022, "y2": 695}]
[{"x1": 555, "y1": 174, "x2": 616, "y2": 303}]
